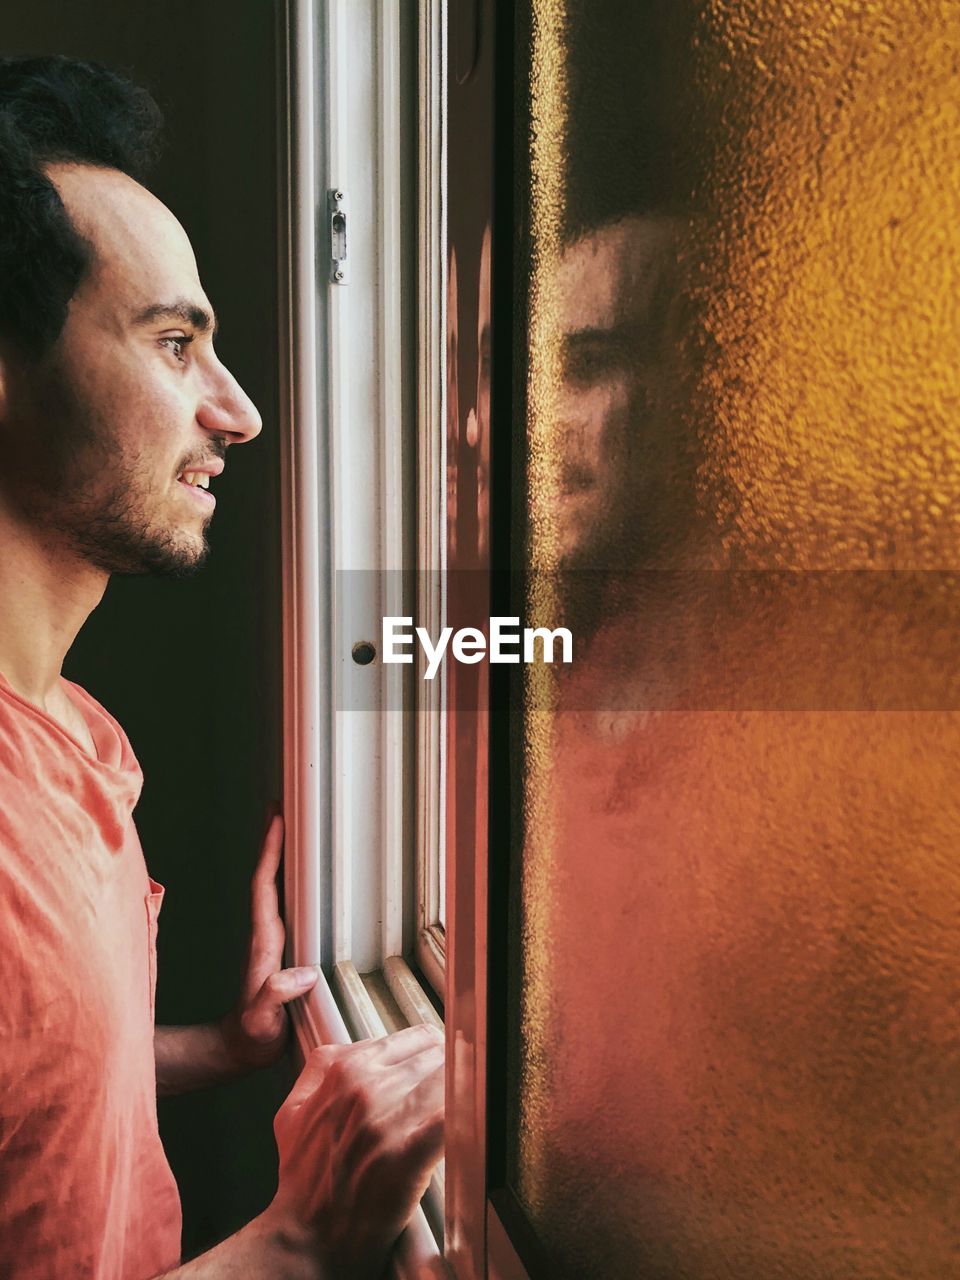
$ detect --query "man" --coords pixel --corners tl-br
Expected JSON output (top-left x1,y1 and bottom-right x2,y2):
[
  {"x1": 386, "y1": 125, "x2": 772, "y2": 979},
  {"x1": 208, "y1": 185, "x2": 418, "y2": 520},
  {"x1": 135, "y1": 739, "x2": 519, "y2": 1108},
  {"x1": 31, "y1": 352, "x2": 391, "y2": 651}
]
[{"x1": 0, "y1": 55, "x2": 444, "y2": 1278}]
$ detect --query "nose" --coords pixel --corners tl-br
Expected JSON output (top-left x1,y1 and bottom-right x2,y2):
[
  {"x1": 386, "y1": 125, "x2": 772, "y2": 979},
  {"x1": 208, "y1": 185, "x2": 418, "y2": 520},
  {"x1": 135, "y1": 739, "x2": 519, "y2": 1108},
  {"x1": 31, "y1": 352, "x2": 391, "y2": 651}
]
[{"x1": 196, "y1": 355, "x2": 263, "y2": 444}]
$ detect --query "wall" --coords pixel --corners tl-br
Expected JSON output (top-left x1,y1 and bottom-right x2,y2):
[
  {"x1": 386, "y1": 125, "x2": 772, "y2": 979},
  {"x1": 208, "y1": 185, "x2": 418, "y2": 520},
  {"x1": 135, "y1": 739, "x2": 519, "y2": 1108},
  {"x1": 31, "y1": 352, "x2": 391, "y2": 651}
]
[{"x1": 0, "y1": 4, "x2": 289, "y2": 1257}]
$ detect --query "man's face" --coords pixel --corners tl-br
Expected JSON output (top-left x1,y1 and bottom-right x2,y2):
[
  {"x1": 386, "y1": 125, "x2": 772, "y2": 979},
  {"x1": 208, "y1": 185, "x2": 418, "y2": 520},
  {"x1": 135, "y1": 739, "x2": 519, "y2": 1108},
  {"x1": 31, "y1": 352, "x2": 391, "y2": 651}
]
[
  {"x1": 552, "y1": 215, "x2": 682, "y2": 570},
  {"x1": 473, "y1": 224, "x2": 491, "y2": 563},
  {"x1": 0, "y1": 163, "x2": 261, "y2": 577}
]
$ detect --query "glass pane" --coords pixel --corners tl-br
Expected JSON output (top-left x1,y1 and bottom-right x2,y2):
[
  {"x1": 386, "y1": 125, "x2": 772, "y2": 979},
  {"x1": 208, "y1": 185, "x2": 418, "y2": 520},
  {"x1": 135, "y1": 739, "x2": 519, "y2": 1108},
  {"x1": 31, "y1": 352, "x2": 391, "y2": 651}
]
[{"x1": 508, "y1": 2, "x2": 960, "y2": 1277}]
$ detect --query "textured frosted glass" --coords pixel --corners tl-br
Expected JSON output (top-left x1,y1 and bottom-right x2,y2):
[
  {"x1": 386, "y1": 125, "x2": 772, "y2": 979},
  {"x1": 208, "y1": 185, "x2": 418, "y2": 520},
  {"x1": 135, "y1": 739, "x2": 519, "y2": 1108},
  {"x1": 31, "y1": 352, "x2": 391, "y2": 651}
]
[{"x1": 511, "y1": 2, "x2": 960, "y2": 1277}]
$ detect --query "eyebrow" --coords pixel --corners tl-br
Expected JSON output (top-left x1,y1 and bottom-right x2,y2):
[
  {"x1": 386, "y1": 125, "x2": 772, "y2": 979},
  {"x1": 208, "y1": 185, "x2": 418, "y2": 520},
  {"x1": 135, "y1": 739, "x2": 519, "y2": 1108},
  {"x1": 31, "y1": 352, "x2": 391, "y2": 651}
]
[
  {"x1": 132, "y1": 299, "x2": 219, "y2": 339},
  {"x1": 562, "y1": 326, "x2": 627, "y2": 354},
  {"x1": 563, "y1": 321, "x2": 659, "y2": 361}
]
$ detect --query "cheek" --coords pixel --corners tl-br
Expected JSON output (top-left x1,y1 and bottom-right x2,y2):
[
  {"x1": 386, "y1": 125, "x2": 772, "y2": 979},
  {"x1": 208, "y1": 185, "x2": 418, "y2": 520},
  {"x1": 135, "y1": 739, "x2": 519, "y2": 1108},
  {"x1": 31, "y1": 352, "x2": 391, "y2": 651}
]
[
  {"x1": 59, "y1": 337, "x2": 188, "y2": 444},
  {"x1": 5, "y1": 361, "x2": 107, "y2": 491},
  {"x1": 559, "y1": 381, "x2": 630, "y2": 449}
]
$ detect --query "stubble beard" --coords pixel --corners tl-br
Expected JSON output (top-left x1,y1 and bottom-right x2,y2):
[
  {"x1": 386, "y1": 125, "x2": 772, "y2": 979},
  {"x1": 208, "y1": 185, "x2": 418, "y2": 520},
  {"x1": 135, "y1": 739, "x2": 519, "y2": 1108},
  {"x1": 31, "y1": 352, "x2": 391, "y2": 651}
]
[
  {"x1": 58, "y1": 476, "x2": 213, "y2": 579},
  {"x1": 9, "y1": 353, "x2": 212, "y2": 579}
]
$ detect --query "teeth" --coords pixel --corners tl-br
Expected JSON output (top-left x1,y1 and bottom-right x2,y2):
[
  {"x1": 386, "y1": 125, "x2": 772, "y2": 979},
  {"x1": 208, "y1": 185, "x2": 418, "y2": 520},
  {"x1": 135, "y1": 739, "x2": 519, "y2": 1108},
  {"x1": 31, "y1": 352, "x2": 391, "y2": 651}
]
[{"x1": 180, "y1": 471, "x2": 211, "y2": 489}]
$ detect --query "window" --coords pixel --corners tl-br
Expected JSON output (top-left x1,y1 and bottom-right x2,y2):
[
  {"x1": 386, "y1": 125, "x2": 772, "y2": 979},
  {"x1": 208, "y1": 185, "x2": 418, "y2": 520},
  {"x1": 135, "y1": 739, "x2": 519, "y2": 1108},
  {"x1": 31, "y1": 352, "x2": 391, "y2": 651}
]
[
  {"x1": 283, "y1": 1, "x2": 959, "y2": 1276},
  {"x1": 414, "y1": 0, "x2": 449, "y2": 1001},
  {"x1": 277, "y1": 0, "x2": 442, "y2": 1269},
  {"x1": 446, "y1": 1, "x2": 960, "y2": 1278}
]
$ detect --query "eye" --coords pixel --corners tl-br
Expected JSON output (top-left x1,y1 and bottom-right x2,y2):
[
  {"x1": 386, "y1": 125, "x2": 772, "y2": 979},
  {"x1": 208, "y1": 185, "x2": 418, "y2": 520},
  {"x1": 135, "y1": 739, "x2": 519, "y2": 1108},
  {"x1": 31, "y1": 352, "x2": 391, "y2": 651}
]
[
  {"x1": 563, "y1": 335, "x2": 621, "y2": 389},
  {"x1": 159, "y1": 334, "x2": 194, "y2": 364}
]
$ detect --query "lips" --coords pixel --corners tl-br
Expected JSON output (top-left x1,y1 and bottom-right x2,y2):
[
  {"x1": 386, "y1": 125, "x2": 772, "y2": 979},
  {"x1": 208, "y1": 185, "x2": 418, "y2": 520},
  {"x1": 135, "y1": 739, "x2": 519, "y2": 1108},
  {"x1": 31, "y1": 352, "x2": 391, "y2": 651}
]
[
  {"x1": 175, "y1": 461, "x2": 220, "y2": 503},
  {"x1": 176, "y1": 476, "x2": 216, "y2": 506},
  {"x1": 175, "y1": 456, "x2": 224, "y2": 506},
  {"x1": 175, "y1": 457, "x2": 225, "y2": 482}
]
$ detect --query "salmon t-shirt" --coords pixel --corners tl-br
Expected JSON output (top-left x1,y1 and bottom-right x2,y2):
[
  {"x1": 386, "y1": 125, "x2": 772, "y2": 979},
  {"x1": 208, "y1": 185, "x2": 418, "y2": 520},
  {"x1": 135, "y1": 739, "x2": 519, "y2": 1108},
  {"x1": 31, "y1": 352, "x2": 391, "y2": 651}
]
[{"x1": 0, "y1": 672, "x2": 182, "y2": 1278}]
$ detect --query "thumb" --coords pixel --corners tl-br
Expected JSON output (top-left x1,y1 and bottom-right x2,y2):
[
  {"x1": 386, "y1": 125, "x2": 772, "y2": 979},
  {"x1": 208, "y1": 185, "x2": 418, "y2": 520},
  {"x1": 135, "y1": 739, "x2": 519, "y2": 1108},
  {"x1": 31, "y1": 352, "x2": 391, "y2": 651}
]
[
  {"x1": 241, "y1": 967, "x2": 319, "y2": 1042},
  {"x1": 248, "y1": 966, "x2": 319, "y2": 1016},
  {"x1": 267, "y1": 965, "x2": 320, "y2": 1005}
]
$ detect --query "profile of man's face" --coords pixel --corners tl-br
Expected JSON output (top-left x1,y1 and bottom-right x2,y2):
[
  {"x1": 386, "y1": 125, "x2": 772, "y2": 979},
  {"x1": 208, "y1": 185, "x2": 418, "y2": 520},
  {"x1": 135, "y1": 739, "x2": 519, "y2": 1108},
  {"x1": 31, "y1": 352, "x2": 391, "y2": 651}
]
[
  {"x1": 0, "y1": 163, "x2": 261, "y2": 578},
  {"x1": 552, "y1": 215, "x2": 689, "y2": 572}
]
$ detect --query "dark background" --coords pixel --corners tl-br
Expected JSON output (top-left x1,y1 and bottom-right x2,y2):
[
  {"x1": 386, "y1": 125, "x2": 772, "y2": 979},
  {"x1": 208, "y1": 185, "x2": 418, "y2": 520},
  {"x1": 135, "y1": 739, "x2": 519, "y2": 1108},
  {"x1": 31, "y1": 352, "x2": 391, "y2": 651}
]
[{"x1": 0, "y1": 2, "x2": 290, "y2": 1257}]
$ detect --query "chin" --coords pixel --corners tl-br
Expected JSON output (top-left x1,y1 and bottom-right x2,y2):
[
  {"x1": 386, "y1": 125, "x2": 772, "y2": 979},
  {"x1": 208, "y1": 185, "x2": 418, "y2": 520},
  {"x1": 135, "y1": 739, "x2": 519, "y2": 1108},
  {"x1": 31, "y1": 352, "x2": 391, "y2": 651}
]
[
  {"x1": 78, "y1": 523, "x2": 211, "y2": 579},
  {"x1": 140, "y1": 529, "x2": 211, "y2": 578},
  {"x1": 144, "y1": 546, "x2": 210, "y2": 579}
]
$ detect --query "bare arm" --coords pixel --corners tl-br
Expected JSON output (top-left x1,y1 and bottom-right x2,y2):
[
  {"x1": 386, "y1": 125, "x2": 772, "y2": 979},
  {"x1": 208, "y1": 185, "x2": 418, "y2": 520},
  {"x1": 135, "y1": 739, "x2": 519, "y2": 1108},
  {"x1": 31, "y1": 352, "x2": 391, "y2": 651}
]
[
  {"x1": 154, "y1": 1024, "x2": 243, "y2": 1097},
  {"x1": 155, "y1": 1213, "x2": 322, "y2": 1278}
]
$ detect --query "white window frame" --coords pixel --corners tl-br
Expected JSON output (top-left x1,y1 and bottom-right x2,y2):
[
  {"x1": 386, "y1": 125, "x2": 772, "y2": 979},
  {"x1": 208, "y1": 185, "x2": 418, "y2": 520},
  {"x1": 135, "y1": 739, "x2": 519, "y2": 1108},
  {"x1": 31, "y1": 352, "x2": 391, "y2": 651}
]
[
  {"x1": 278, "y1": 0, "x2": 445, "y2": 1272},
  {"x1": 415, "y1": 0, "x2": 449, "y2": 1000}
]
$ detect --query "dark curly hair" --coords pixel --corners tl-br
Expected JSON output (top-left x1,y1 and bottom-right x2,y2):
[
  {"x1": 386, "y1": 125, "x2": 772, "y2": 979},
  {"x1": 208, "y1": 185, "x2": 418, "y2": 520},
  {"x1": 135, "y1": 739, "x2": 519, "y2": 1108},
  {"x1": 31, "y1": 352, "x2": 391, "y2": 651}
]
[{"x1": 0, "y1": 56, "x2": 164, "y2": 357}]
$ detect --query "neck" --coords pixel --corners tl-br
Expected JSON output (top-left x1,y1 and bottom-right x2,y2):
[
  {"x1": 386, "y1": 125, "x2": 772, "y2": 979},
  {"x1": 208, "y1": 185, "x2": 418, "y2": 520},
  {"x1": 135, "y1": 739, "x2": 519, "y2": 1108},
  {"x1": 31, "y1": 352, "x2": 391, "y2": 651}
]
[{"x1": 0, "y1": 504, "x2": 108, "y2": 704}]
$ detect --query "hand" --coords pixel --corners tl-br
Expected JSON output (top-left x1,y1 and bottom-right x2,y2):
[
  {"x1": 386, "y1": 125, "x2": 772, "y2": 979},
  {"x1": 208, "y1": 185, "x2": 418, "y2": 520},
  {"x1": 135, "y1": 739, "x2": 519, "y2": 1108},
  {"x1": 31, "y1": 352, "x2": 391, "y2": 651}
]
[
  {"x1": 267, "y1": 1024, "x2": 445, "y2": 1279},
  {"x1": 221, "y1": 807, "x2": 318, "y2": 1072}
]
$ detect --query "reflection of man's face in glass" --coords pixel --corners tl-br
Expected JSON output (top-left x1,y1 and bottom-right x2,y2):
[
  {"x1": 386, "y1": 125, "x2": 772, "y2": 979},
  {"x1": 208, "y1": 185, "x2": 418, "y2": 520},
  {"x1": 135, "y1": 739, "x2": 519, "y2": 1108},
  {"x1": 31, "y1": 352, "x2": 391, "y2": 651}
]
[
  {"x1": 446, "y1": 248, "x2": 459, "y2": 561},
  {"x1": 554, "y1": 215, "x2": 682, "y2": 570},
  {"x1": 473, "y1": 225, "x2": 491, "y2": 562}
]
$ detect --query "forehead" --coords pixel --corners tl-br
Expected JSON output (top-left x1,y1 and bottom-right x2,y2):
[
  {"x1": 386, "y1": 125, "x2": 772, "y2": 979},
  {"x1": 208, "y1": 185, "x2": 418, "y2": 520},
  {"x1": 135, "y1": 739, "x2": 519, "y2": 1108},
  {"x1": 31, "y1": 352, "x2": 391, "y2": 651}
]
[
  {"x1": 47, "y1": 162, "x2": 208, "y2": 321},
  {"x1": 556, "y1": 215, "x2": 678, "y2": 333}
]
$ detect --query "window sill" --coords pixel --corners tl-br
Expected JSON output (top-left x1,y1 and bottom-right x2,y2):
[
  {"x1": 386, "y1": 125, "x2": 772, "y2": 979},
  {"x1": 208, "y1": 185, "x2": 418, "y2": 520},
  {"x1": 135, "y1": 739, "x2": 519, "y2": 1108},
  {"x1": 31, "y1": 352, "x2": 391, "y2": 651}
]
[{"x1": 415, "y1": 925, "x2": 447, "y2": 1002}]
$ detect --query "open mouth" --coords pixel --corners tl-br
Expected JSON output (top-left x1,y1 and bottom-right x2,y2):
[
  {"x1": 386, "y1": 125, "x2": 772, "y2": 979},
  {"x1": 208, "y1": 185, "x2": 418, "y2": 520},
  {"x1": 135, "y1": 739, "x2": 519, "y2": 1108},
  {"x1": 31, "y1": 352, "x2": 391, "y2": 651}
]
[{"x1": 176, "y1": 469, "x2": 216, "y2": 504}]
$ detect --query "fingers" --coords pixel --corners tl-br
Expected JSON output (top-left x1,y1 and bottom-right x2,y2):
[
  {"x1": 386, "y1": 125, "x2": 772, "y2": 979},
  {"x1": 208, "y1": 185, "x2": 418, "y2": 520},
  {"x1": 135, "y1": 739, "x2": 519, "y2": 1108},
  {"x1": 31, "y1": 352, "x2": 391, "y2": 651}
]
[
  {"x1": 283, "y1": 1024, "x2": 444, "y2": 1114},
  {"x1": 402, "y1": 1059, "x2": 444, "y2": 1132},
  {"x1": 288, "y1": 1043, "x2": 444, "y2": 1180},
  {"x1": 313, "y1": 1024, "x2": 442, "y2": 1073},
  {"x1": 247, "y1": 812, "x2": 286, "y2": 983},
  {"x1": 240, "y1": 968, "x2": 317, "y2": 1042},
  {"x1": 255, "y1": 966, "x2": 319, "y2": 1008},
  {"x1": 369, "y1": 1045, "x2": 444, "y2": 1142},
  {"x1": 272, "y1": 1023, "x2": 446, "y2": 1269},
  {"x1": 397, "y1": 1061, "x2": 445, "y2": 1174},
  {"x1": 362, "y1": 1023, "x2": 444, "y2": 1067},
  {"x1": 252, "y1": 811, "x2": 284, "y2": 899}
]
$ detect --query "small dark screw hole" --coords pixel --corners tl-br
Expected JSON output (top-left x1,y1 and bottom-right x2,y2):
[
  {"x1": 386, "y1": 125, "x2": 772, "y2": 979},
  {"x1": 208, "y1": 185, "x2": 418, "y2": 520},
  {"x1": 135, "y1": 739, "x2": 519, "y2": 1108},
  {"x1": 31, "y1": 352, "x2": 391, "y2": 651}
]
[{"x1": 351, "y1": 641, "x2": 377, "y2": 666}]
